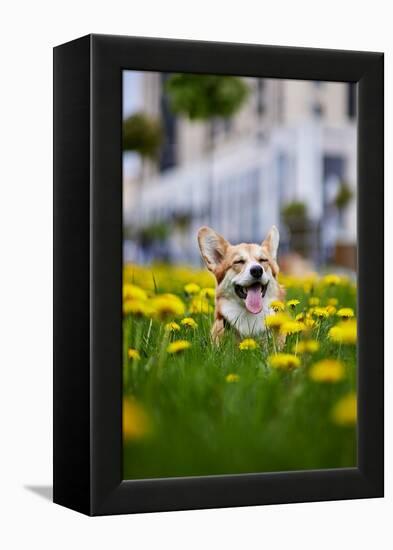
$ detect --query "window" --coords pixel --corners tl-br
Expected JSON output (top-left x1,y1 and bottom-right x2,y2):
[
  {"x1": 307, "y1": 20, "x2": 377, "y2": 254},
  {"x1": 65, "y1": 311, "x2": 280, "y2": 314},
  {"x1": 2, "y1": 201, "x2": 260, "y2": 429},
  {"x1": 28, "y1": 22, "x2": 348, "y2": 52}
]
[
  {"x1": 312, "y1": 102, "x2": 324, "y2": 117},
  {"x1": 347, "y1": 83, "x2": 357, "y2": 119},
  {"x1": 256, "y1": 79, "x2": 265, "y2": 116},
  {"x1": 159, "y1": 73, "x2": 177, "y2": 172}
]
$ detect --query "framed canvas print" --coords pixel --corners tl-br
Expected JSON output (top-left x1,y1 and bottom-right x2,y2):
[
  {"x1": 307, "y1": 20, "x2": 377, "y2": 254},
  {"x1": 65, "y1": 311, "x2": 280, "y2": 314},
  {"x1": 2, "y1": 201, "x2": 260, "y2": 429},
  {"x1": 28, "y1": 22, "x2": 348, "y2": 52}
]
[{"x1": 53, "y1": 34, "x2": 384, "y2": 515}]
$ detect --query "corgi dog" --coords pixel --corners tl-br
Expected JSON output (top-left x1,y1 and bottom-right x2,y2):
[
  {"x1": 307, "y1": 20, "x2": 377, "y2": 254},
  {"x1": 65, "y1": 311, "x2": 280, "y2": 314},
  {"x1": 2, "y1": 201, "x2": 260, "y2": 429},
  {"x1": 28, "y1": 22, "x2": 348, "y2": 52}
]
[{"x1": 197, "y1": 225, "x2": 285, "y2": 342}]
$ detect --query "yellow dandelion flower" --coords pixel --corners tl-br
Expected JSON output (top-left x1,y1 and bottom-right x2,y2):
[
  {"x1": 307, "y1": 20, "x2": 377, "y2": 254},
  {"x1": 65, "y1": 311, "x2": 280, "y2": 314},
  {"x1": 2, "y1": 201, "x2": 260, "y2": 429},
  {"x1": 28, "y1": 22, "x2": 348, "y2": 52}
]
[
  {"x1": 293, "y1": 339, "x2": 319, "y2": 354},
  {"x1": 189, "y1": 296, "x2": 213, "y2": 314},
  {"x1": 268, "y1": 353, "x2": 301, "y2": 370},
  {"x1": 271, "y1": 300, "x2": 285, "y2": 312},
  {"x1": 287, "y1": 299, "x2": 300, "y2": 310},
  {"x1": 123, "y1": 299, "x2": 153, "y2": 317},
  {"x1": 184, "y1": 282, "x2": 201, "y2": 295},
  {"x1": 331, "y1": 393, "x2": 357, "y2": 426},
  {"x1": 327, "y1": 298, "x2": 338, "y2": 307},
  {"x1": 199, "y1": 287, "x2": 215, "y2": 300},
  {"x1": 278, "y1": 273, "x2": 293, "y2": 287},
  {"x1": 123, "y1": 283, "x2": 147, "y2": 302},
  {"x1": 127, "y1": 348, "x2": 141, "y2": 361},
  {"x1": 167, "y1": 340, "x2": 192, "y2": 354},
  {"x1": 239, "y1": 338, "x2": 259, "y2": 350},
  {"x1": 309, "y1": 297, "x2": 320, "y2": 306},
  {"x1": 309, "y1": 359, "x2": 345, "y2": 383},
  {"x1": 303, "y1": 282, "x2": 313, "y2": 294},
  {"x1": 165, "y1": 321, "x2": 181, "y2": 332},
  {"x1": 226, "y1": 373, "x2": 240, "y2": 383},
  {"x1": 312, "y1": 306, "x2": 330, "y2": 319},
  {"x1": 337, "y1": 307, "x2": 355, "y2": 319},
  {"x1": 328, "y1": 320, "x2": 357, "y2": 345},
  {"x1": 265, "y1": 312, "x2": 291, "y2": 329},
  {"x1": 304, "y1": 316, "x2": 316, "y2": 329},
  {"x1": 322, "y1": 274, "x2": 341, "y2": 286},
  {"x1": 151, "y1": 293, "x2": 185, "y2": 319},
  {"x1": 295, "y1": 312, "x2": 305, "y2": 322},
  {"x1": 123, "y1": 398, "x2": 151, "y2": 441},
  {"x1": 280, "y1": 320, "x2": 306, "y2": 335},
  {"x1": 180, "y1": 317, "x2": 198, "y2": 329},
  {"x1": 326, "y1": 305, "x2": 337, "y2": 315}
]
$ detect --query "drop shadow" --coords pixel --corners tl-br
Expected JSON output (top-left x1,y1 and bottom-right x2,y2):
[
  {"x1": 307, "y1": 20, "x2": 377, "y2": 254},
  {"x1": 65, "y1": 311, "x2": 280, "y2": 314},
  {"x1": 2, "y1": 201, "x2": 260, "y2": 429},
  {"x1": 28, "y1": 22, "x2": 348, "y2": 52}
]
[{"x1": 24, "y1": 485, "x2": 53, "y2": 501}]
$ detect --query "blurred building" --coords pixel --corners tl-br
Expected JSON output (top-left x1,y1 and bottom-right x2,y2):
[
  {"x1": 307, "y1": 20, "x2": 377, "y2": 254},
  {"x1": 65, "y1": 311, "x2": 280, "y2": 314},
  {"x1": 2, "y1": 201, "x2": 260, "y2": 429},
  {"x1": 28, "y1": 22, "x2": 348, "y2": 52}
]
[{"x1": 123, "y1": 73, "x2": 357, "y2": 268}]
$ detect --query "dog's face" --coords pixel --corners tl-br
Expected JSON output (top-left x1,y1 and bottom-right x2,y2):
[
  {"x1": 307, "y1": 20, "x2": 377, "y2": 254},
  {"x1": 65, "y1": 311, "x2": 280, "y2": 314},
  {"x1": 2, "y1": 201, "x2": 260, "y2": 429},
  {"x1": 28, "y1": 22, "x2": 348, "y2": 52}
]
[{"x1": 198, "y1": 226, "x2": 280, "y2": 316}]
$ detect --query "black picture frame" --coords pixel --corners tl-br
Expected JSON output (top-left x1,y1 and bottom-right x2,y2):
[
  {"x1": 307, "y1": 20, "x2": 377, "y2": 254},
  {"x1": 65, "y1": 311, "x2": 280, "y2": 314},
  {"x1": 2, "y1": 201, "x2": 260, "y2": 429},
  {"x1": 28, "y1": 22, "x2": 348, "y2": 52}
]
[{"x1": 53, "y1": 34, "x2": 384, "y2": 516}]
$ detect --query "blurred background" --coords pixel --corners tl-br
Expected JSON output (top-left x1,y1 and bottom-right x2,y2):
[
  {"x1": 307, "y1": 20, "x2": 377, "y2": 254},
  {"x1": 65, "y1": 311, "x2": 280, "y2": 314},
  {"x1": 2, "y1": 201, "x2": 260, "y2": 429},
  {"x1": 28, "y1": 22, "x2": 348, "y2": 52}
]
[{"x1": 123, "y1": 71, "x2": 357, "y2": 274}]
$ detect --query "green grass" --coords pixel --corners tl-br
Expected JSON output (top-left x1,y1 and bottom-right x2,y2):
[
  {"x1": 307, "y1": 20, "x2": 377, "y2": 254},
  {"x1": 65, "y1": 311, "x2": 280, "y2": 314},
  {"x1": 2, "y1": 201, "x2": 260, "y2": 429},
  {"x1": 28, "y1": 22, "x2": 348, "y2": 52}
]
[{"x1": 123, "y1": 279, "x2": 357, "y2": 480}]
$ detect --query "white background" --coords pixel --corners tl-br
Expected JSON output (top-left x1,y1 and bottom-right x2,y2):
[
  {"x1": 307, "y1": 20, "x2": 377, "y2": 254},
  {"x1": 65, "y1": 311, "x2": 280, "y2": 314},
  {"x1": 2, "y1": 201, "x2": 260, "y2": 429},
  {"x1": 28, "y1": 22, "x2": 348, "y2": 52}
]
[{"x1": 0, "y1": 1, "x2": 390, "y2": 548}]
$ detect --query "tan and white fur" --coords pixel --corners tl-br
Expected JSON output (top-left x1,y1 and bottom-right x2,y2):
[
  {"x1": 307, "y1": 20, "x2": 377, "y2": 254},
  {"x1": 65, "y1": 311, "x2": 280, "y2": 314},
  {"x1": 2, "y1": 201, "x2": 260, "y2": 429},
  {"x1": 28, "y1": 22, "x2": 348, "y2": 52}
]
[{"x1": 198, "y1": 225, "x2": 285, "y2": 343}]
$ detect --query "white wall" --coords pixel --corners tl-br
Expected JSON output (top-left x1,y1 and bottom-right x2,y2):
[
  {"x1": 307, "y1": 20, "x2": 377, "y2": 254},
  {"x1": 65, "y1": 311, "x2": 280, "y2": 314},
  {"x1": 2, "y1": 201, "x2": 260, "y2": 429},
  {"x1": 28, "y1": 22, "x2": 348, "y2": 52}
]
[{"x1": 1, "y1": 2, "x2": 391, "y2": 550}]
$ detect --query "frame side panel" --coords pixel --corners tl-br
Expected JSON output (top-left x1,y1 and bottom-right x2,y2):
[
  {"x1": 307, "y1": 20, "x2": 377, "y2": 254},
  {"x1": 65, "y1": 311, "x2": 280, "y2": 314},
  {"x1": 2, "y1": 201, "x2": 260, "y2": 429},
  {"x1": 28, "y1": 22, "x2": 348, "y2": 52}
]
[
  {"x1": 90, "y1": 35, "x2": 124, "y2": 513},
  {"x1": 357, "y1": 54, "x2": 384, "y2": 495},
  {"x1": 53, "y1": 35, "x2": 91, "y2": 515}
]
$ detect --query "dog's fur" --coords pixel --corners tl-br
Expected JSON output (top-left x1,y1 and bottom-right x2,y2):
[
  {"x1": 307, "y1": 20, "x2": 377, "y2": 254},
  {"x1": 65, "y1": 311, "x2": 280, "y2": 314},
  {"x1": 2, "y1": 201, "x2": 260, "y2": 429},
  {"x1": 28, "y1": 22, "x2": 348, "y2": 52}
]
[{"x1": 198, "y1": 226, "x2": 285, "y2": 342}]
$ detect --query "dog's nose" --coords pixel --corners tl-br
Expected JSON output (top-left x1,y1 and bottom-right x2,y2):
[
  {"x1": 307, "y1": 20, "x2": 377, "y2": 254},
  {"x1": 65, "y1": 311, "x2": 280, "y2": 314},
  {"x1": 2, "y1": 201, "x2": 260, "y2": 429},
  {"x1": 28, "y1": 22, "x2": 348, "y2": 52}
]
[{"x1": 250, "y1": 265, "x2": 263, "y2": 279}]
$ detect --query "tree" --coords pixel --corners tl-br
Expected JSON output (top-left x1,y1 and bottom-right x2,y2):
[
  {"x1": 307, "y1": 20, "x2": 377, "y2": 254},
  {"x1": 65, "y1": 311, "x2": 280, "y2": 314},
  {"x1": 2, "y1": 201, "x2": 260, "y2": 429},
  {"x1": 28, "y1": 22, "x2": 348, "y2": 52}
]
[
  {"x1": 334, "y1": 182, "x2": 353, "y2": 213},
  {"x1": 281, "y1": 201, "x2": 311, "y2": 258},
  {"x1": 165, "y1": 74, "x2": 249, "y2": 121},
  {"x1": 123, "y1": 112, "x2": 163, "y2": 159},
  {"x1": 165, "y1": 74, "x2": 249, "y2": 224},
  {"x1": 281, "y1": 201, "x2": 307, "y2": 226},
  {"x1": 123, "y1": 112, "x2": 163, "y2": 258}
]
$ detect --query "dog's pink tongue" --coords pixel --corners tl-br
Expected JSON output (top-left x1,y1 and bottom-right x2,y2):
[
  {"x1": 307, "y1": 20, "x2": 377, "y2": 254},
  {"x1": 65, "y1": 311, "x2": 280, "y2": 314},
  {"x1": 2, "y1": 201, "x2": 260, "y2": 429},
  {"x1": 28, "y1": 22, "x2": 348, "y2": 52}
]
[{"x1": 245, "y1": 284, "x2": 263, "y2": 314}]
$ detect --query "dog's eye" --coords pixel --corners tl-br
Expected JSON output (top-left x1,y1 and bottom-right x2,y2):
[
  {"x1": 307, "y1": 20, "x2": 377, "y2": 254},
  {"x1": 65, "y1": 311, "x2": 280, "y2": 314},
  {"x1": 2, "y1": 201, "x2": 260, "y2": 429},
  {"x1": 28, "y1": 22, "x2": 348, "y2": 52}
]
[
  {"x1": 259, "y1": 258, "x2": 268, "y2": 263},
  {"x1": 234, "y1": 259, "x2": 245, "y2": 265}
]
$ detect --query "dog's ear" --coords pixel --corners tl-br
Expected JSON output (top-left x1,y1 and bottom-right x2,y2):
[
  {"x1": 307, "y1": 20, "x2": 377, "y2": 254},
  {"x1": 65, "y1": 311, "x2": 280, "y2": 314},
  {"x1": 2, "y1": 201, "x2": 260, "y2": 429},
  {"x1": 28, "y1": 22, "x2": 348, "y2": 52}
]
[
  {"x1": 198, "y1": 226, "x2": 229, "y2": 272},
  {"x1": 262, "y1": 225, "x2": 280, "y2": 260}
]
